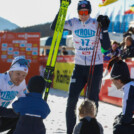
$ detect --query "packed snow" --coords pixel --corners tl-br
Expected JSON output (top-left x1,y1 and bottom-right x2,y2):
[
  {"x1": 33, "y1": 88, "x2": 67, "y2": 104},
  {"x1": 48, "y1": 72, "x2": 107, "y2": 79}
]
[
  {"x1": 3, "y1": 88, "x2": 121, "y2": 134},
  {"x1": 44, "y1": 88, "x2": 121, "y2": 134}
]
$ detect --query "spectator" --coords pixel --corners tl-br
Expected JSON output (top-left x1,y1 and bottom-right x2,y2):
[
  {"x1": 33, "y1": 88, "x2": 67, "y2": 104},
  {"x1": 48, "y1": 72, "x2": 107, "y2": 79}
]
[
  {"x1": 12, "y1": 76, "x2": 50, "y2": 134},
  {"x1": 120, "y1": 36, "x2": 134, "y2": 59},
  {"x1": 109, "y1": 60, "x2": 134, "y2": 134},
  {"x1": 119, "y1": 32, "x2": 132, "y2": 52},
  {"x1": 39, "y1": 65, "x2": 45, "y2": 78},
  {"x1": 111, "y1": 41, "x2": 120, "y2": 57},
  {"x1": 104, "y1": 41, "x2": 120, "y2": 61},
  {"x1": 127, "y1": 27, "x2": 134, "y2": 34},
  {"x1": 61, "y1": 46, "x2": 68, "y2": 55},
  {"x1": 73, "y1": 99, "x2": 103, "y2": 134}
]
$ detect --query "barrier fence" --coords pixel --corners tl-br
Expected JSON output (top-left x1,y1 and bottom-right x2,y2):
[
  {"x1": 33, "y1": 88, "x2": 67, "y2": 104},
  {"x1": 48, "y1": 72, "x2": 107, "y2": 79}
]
[{"x1": 39, "y1": 55, "x2": 134, "y2": 107}]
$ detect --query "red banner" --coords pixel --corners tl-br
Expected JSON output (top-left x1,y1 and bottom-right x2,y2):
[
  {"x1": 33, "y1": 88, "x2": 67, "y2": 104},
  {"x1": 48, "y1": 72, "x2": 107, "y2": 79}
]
[{"x1": 0, "y1": 32, "x2": 40, "y2": 83}]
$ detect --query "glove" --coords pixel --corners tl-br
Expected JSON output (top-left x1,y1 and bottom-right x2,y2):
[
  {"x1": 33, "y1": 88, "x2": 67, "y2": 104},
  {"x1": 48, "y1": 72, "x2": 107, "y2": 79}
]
[
  {"x1": 113, "y1": 114, "x2": 132, "y2": 126},
  {"x1": 113, "y1": 114, "x2": 122, "y2": 126},
  {"x1": 60, "y1": 0, "x2": 71, "y2": 5},
  {"x1": 97, "y1": 15, "x2": 110, "y2": 30}
]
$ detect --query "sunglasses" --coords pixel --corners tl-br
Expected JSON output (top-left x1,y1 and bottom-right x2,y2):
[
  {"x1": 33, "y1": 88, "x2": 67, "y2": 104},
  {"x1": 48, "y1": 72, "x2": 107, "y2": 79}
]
[
  {"x1": 78, "y1": 10, "x2": 89, "y2": 15},
  {"x1": 11, "y1": 59, "x2": 30, "y2": 68}
]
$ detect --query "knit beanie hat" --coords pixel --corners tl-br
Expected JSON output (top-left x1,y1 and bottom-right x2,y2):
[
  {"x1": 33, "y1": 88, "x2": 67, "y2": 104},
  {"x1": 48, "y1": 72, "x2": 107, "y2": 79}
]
[
  {"x1": 110, "y1": 60, "x2": 130, "y2": 80},
  {"x1": 9, "y1": 56, "x2": 29, "y2": 73},
  {"x1": 27, "y1": 76, "x2": 46, "y2": 93},
  {"x1": 77, "y1": 0, "x2": 91, "y2": 13}
]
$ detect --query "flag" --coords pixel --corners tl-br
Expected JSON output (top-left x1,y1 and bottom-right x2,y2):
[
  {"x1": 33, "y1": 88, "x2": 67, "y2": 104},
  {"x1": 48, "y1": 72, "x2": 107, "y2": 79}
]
[
  {"x1": 125, "y1": 10, "x2": 134, "y2": 14},
  {"x1": 120, "y1": 14, "x2": 134, "y2": 33},
  {"x1": 125, "y1": 4, "x2": 134, "y2": 14},
  {"x1": 99, "y1": 0, "x2": 118, "y2": 7},
  {"x1": 108, "y1": 9, "x2": 114, "y2": 32},
  {"x1": 114, "y1": 9, "x2": 122, "y2": 33},
  {"x1": 130, "y1": 4, "x2": 134, "y2": 12},
  {"x1": 121, "y1": 4, "x2": 134, "y2": 32}
]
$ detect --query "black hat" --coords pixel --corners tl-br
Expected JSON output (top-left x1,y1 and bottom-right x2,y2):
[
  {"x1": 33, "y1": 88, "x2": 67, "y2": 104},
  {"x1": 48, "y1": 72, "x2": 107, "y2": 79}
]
[
  {"x1": 110, "y1": 61, "x2": 130, "y2": 80},
  {"x1": 27, "y1": 76, "x2": 46, "y2": 93},
  {"x1": 77, "y1": 0, "x2": 91, "y2": 13},
  {"x1": 123, "y1": 32, "x2": 132, "y2": 38}
]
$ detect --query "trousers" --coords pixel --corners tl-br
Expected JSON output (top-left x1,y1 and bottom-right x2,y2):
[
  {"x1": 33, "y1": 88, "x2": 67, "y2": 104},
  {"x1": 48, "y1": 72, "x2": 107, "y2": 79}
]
[{"x1": 66, "y1": 64, "x2": 103, "y2": 134}]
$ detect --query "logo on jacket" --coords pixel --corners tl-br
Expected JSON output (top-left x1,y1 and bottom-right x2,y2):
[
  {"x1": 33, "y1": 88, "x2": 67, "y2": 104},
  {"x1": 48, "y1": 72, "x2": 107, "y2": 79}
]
[
  {"x1": 75, "y1": 29, "x2": 95, "y2": 38},
  {"x1": 8, "y1": 81, "x2": 13, "y2": 86},
  {"x1": 1, "y1": 91, "x2": 18, "y2": 101}
]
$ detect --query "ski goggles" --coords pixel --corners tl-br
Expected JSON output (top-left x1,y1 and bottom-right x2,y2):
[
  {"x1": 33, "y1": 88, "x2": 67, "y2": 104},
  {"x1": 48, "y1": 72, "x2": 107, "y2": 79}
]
[
  {"x1": 78, "y1": 10, "x2": 89, "y2": 15},
  {"x1": 11, "y1": 59, "x2": 30, "y2": 68}
]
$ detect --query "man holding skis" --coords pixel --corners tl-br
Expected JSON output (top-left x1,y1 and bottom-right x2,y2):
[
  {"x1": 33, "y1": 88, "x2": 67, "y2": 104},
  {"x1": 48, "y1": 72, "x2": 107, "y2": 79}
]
[
  {"x1": 0, "y1": 56, "x2": 29, "y2": 134},
  {"x1": 51, "y1": 0, "x2": 111, "y2": 133}
]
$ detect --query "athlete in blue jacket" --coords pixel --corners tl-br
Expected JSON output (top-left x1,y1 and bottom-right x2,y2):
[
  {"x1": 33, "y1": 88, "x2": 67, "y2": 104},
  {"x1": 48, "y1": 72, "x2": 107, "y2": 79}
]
[
  {"x1": 51, "y1": 0, "x2": 111, "y2": 133},
  {"x1": 12, "y1": 76, "x2": 50, "y2": 134}
]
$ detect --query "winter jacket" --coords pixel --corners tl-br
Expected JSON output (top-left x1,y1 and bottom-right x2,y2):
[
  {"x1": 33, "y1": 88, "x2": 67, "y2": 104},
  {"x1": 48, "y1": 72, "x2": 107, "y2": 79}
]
[
  {"x1": 12, "y1": 92, "x2": 50, "y2": 134},
  {"x1": 120, "y1": 81, "x2": 134, "y2": 124},
  {"x1": 73, "y1": 116, "x2": 103, "y2": 134},
  {"x1": 12, "y1": 92, "x2": 50, "y2": 119},
  {"x1": 51, "y1": 15, "x2": 111, "y2": 66},
  {"x1": 13, "y1": 115, "x2": 46, "y2": 134},
  {"x1": 0, "y1": 72, "x2": 26, "y2": 108},
  {"x1": 121, "y1": 43, "x2": 134, "y2": 59},
  {"x1": 0, "y1": 72, "x2": 26, "y2": 118}
]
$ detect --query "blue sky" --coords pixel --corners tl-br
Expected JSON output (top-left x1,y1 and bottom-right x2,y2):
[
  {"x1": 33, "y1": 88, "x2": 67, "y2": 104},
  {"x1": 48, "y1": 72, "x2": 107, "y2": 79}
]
[{"x1": 0, "y1": 0, "x2": 133, "y2": 27}]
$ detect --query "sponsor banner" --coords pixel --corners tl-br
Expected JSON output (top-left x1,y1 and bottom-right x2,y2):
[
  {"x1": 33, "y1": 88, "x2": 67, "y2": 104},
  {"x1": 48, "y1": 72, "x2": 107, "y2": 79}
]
[
  {"x1": 53, "y1": 62, "x2": 85, "y2": 96},
  {"x1": 75, "y1": 29, "x2": 95, "y2": 38},
  {"x1": 53, "y1": 62, "x2": 74, "y2": 91},
  {"x1": 0, "y1": 32, "x2": 40, "y2": 83},
  {"x1": 0, "y1": 32, "x2": 40, "y2": 62}
]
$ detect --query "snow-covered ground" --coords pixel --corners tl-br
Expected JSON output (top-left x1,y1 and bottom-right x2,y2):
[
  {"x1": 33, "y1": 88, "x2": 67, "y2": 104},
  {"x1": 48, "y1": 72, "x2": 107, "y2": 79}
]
[
  {"x1": 2, "y1": 88, "x2": 121, "y2": 134},
  {"x1": 44, "y1": 88, "x2": 121, "y2": 134}
]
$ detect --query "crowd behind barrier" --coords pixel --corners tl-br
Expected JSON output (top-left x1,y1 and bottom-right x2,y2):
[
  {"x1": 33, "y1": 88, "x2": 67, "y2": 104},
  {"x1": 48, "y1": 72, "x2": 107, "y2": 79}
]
[{"x1": 104, "y1": 32, "x2": 134, "y2": 62}]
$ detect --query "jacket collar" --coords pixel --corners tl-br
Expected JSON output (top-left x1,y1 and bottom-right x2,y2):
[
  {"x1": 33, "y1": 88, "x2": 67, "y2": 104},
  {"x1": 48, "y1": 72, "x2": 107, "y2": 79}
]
[{"x1": 26, "y1": 92, "x2": 42, "y2": 98}]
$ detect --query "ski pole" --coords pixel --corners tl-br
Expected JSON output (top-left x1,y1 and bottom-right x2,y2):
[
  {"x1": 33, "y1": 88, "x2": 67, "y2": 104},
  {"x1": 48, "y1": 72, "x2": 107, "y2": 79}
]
[{"x1": 85, "y1": 24, "x2": 101, "y2": 98}]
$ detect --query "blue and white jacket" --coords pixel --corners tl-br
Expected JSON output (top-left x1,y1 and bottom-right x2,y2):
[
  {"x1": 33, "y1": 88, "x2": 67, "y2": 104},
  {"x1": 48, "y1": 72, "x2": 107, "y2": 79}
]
[
  {"x1": 0, "y1": 72, "x2": 26, "y2": 108},
  {"x1": 51, "y1": 16, "x2": 111, "y2": 66},
  {"x1": 0, "y1": 71, "x2": 26, "y2": 117},
  {"x1": 121, "y1": 81, "x2": 134, "y2": 124}
]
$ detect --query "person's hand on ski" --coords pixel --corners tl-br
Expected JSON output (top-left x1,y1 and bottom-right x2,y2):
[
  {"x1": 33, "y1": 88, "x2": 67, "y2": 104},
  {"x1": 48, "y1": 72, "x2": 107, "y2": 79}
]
[
  {"x1": 97, "y1": 15, "x2": 110, "y2": 30},
  {"x1": 60, "y1": 0, "x2": 71, "y2": 6}
]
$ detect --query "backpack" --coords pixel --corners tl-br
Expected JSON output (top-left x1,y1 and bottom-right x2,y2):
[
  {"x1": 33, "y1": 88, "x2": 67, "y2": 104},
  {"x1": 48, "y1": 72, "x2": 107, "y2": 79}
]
[{"x1": 80, "y1": 118, "x2": 101, "y2": 134}]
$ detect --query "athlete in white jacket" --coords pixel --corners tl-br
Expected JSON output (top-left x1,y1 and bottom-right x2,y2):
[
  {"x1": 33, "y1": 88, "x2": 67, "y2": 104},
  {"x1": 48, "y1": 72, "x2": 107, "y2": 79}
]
[
  {"x1": 51, "y1": 0, "x2": 111, "y2": 133},
  {"x1": 0, "y1": 56, "x2": 29, "y2": 134}
]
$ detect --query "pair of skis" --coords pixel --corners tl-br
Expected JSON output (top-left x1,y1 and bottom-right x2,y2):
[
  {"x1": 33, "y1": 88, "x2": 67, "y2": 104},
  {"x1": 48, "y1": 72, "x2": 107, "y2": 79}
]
[{"x1": 42, "y1": 0, "x2": 69, "y2": 101}]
